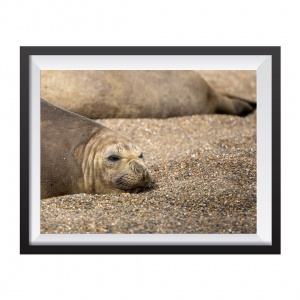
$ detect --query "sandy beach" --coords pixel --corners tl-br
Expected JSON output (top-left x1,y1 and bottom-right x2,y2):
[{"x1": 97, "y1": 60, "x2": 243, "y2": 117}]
[{"x1": 41, "y1": 71, "x2": 257, "y2": 234}]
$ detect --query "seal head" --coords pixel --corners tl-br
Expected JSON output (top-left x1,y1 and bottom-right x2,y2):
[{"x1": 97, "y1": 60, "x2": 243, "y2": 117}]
[{"x1": 75, "y1": 132, "x2": 154, "y2": 195}]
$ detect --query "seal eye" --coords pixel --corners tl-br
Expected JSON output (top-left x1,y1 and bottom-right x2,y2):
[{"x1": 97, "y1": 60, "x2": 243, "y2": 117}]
[
  {"x1": 139, "y1": 154, "x2": 144, "y2": 159},
  {"x1": 108, "y1": 155, "x2": 120, "y2": 162}
]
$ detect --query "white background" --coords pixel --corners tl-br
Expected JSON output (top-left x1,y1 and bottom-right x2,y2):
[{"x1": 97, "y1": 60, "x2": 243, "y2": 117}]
[{"x1": 0, "y1": 1, "x2": 298, "y2": 299}]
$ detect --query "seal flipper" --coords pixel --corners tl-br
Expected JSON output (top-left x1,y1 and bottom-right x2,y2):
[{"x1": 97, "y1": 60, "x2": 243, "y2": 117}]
[
  {"x1": 223, "y1": 92, "x2": 256, "y2": 108},
  {"x1": 229, "y1": 98, "x2": 255, "y2": 116},
  {"x1": 210, "y1": 87, "x2": 256, "y2": 116}
]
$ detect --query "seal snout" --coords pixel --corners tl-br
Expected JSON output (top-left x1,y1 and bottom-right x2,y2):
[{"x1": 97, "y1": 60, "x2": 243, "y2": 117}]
[
  {"x1": 130, "y1": 160, "x2": 152, "y2": 183},
  {"x1": 130, "y1": 161, "x2": 144, "y2": 174}
]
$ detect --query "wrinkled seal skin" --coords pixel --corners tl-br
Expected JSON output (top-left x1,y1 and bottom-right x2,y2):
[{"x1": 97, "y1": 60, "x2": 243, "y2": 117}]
[
  {"x1": 41, "y1": 70, "x2": 256, "y2": 119},
  {"x1": 41, "y1": 99, "x2": 154, "y2": 199}
]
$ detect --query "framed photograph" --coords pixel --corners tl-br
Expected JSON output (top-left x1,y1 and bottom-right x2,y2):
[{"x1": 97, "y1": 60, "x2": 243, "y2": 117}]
[{"x1": 20, "y1": 46, "x2": 280, "y2": 254}]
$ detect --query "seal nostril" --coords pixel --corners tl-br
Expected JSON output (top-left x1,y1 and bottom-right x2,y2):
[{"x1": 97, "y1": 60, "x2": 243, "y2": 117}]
[
  {"x1": 136, "y1": 164, "x2": 144, "y2": 174},
  {"x1": 131, "y1": 161, "x2": 144, "y2": 174}
]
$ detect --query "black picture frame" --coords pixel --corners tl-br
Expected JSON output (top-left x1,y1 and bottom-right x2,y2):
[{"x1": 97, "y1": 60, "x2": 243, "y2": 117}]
[{"x1": 20, "y1": 46, "x2": 280, "y2": 254}]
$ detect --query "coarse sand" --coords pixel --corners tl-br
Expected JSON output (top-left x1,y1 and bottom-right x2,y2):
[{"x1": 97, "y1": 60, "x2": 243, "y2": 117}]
[{"x1": 41, "y1": 71, "x2": 257, "y2": 234}]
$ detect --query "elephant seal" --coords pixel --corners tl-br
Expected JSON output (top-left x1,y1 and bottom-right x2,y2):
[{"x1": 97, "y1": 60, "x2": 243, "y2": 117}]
[
  {"x1": 41, "y1": 99, "x2": 154, "y2": 199},
  {"x1": 41, "y1": 70, "x2": 256, "y2": 119}
]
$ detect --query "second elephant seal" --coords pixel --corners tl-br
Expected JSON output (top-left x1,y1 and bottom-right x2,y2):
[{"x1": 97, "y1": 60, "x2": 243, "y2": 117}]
[{"x1": 41, "y1": 70, "x2": 255, "y2": 119}]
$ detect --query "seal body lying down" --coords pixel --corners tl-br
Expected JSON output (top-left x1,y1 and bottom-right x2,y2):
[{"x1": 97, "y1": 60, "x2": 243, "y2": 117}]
[
  {"x1": 41, "y1": 99, "x2": 154, "y2": 199},
  {"x1": 41, "y1": 70, "x2": 255, "y2": 119}
]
